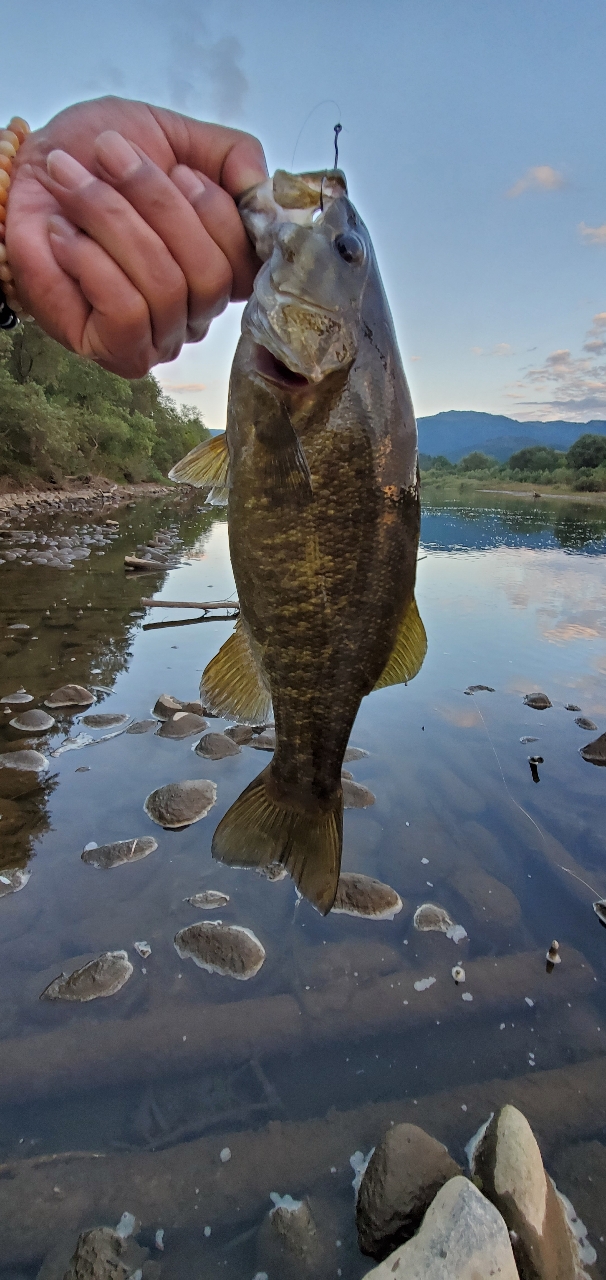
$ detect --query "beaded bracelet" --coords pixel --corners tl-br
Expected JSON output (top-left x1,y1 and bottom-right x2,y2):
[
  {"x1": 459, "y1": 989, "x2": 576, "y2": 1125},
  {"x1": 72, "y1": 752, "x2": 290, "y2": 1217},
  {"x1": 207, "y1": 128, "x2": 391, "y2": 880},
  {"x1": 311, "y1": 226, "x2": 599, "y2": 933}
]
[{"x1": 0, "y1": 116, "x2": 31, "y2": 330}]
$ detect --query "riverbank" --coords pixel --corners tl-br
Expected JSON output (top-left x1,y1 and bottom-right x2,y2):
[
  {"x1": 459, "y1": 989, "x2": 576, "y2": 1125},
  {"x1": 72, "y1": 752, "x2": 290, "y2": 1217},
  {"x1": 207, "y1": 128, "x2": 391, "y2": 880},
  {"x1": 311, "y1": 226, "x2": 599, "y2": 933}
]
[
  {"x1": 421, "y1": 475, "x2": 606, "y2": 506},
  {"x1": 0, "y1": 477, "x2": 178, "y2": 522}
]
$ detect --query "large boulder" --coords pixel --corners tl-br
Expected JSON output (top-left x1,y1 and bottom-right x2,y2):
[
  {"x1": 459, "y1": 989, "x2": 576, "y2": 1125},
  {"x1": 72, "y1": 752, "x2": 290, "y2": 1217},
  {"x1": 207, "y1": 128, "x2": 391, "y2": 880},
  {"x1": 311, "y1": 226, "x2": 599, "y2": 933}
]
[
  {"x1": 471, "y1": 1104, "x2": 580, "y2": 1279},
  {"x1": 356, "y1": 1123, "x2": 461, "y2": 1259},
  {"x1": 361, "y1": 1176, "x2": 519, "y2": 1278}
]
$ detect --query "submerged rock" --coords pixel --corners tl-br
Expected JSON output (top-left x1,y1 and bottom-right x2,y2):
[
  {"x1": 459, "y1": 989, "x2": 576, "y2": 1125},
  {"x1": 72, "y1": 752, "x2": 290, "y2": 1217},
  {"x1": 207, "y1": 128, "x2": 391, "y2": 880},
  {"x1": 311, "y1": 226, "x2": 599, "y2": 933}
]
[
  {"x1": 44, "y1": 684, "x2": 95, "y2": 708},
  {"x1": 152, "y1": 693, "x2": 184, "y2": 720},
  {"x1": 157, "y1": 711, "x2": 208, "y2": 739},
  {"x1": 361, "y1": 1177, "x2": 519, "y2": 1279},
  {"x1": 575, "y1": 717, "x2": 597, "y2": 731},
  {"x1": 81, "y1": 837, "x2": 158, "y2": 869},
  {"x1": 471, "y1": 1104, "x2": 580, "y2": 1280},
  {"x1": 565, "y1": 704, "x2": 582, "y2": 712},
  {"x1": 174, "y1": 921, "x2": 265, "y2": 979},
  {"x1": 257, "y1": 1194, "x2": 322, "y2": 1278},
  {"x1": 333, "y1": 873, "x2": 402, "y2": 920},
  {"x1": 464, "y1": 684, "x2": 495, "y2": 694},
  {"x1": 185, "y1": 890, "x2": 230, "y2": 909},
  {"x1": 0, "y1": 867, "x2": 31, "y2": 897},
  {"x1": 356, "y1": 1123, "x2": 461, "y2": 1260},
  {"x1": 0, "y1": 687, "x2": 34, "y2": 706},
  {"x1": 126, "y1": 719, "x2": 156, "y2": 734},
  {"x1": 0, "y1": 748, "x2": 48, "y2": 798},
  {"x1": 40, "y1": 950, "x2": 133, "y2": 1001},
  {"x1": 579, "y1": 732, "x2": 606, "y2": 765},
  {"x1": 144, "y1": 779, "x2": 217, "y2": 828},
  {"x1": 249, "y1": 728, "x2": 276, "y2": 751},
  {"x1": 344, "y1": 746, "x2": 369, "y2": 762},
  {"x1": 413, "y1": 903, "x2": 468, "y2": 943},
  {"x1": 194, "y1": 731, "x2": 241, "y2": 759},
  {"x1": 225, "y1": 723, "x2": 255, "y2": 745},
  {"x1": 81, "y1": 712, "x2": 130, "y2": 729},
  {"x1": 342, "y1": 779, "x2": 376, "y2": 808},
  {"x1": 257, "y1": 863, "x2": 288, "y2": 881},
  {"x1": 9, "y1": 708, "x2": 55, "y2": 732},
  {"x1": 62, "y1": 1227, "x2": 130, "y2": 1280},
  {"x1": 524, "y1": 692, "x2": 552, "y2": 710}
]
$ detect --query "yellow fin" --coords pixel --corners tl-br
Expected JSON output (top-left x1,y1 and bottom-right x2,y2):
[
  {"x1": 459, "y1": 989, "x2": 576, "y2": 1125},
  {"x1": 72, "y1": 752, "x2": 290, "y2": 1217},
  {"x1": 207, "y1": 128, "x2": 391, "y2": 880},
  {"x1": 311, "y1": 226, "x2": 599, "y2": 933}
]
[
  {"x1": 212, "y1": 764, "x2": 343, "y2": 915},
  {"x1": 200, "y1": 618, "x2": 272, "y2": 721},
  {"x1": 169, "y1": 432, "x2": 230, "y2": 488},
  {"x1": 373, "y1": 596, "x2": 427, "y2": 691}
]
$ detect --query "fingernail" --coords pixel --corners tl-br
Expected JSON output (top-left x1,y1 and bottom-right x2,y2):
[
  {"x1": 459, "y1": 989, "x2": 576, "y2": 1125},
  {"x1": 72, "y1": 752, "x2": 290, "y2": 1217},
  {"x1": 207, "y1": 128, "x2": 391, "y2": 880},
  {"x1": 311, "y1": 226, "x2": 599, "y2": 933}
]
[
  {"x1": 48, "y1": 214, "x2": 78, "y2": 241},
  {"x1": 95, "y1": 131, "x2": 142, "y2": 182},
  {"x1": 171, "y1": 164, "x2": 206, "y2": 203},
  {"x1": 47, "y1": 150, "x2": 94, "y2": 191}
]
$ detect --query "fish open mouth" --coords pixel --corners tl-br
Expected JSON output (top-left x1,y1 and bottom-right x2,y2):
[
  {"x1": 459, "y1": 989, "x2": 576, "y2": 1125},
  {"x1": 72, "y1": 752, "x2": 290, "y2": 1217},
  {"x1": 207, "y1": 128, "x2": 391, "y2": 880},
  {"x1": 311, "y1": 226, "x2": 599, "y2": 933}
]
[{"x1": 253, "y1": 344, "x2": 310, "y2": 390}]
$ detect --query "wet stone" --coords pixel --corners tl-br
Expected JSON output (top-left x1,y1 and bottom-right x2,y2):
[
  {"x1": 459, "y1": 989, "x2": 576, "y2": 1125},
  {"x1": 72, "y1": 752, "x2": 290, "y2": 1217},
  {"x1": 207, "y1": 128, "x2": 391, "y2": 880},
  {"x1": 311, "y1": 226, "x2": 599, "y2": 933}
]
[
  {"x1": 152, "y1": 693, "x2": 184, "y2": 720},
  {"x1": 0, "y1": 688, "x2": 34, "y2": 706},
  {"x1": 185, "y1": 890, "x2": 230, "y2": 909},
  {"x1": 9, "y1": 709, "x2": 55, "y2": 732},
  {"x1": 81, "y1": 836, "x2": 158, "y2": 869},
  {"x1": 332, "y1": 872, "x2": 403, "y2": 920},
  {"x1": 249, "y1": 728, "x2": 276, "y2": 751},
  {"x1": 579, "y1": 732, "x2": 606, "y2": 765},
  {"x1": 0, "y1": 867, "x2": 31, "y2": 897},
  {"x1": 342, "y1": 779, "x2": 376, "y2": 808},
  {"x1": 413, "y1": 902, "x2": 467, "y2": 942},
  {"x1": 157, "y1": 712, "x2": 208, "y2": 739},
  {"x1": 575, "y1": 716, "x2": 597, "y2": 731},
  {"x1": 565, "y1": 704, "x2": 582, "y2": 712},
  {"x1": 464, "y1": 684, "x2": 495, "y2": 694},
  {"x1": 356, "y1": 1123, "x2": 462, "y2": 1260},
  {"x1": 40, "y1": 950, "x2": 133, "y2": 1001},
  {"x1": 194, "y1": 731, "x2": 241, "y2": 759},
  {"x1": 62, "y1": 1227, "x2": 130, "y2": 1280},
  {"x1": 126, "y1": 719, "x2": 156, "y2": 735},
  {"x1": 0, "y1": 749, "x2": 48, "y2": 798},
  {"x1": 524, "y1": 692, "x2": 552, "y2": 710},
  {"x1": 344, "y1": 746, "x2": 369, "y2": 762},
  {"x1": 81, "y1": 712, "x2": 130, "y2": 729},
  {"x1": 144, "y1": 778, "x2": 217, "y2": 829},
  {"x1": 224, "y1": 723, "x2": 255, "y2": 745},
  {"x1": 257, "y1": 1195, "x2": 323, "y2": 1278},
  {"x1": 174, "y1": 921, "x2": 265, "y2": 979},
  {"x1": 44, "y1": 684, "x2": 95, "y2": 708}
]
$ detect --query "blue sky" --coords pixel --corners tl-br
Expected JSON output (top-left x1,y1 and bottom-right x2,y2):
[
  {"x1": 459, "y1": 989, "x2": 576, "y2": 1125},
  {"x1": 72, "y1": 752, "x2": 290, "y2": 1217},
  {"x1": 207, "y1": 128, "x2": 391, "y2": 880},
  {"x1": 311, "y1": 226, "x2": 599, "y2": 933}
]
[{"x1": 5, "y1": 0, "x2": 606, "y2": 428}]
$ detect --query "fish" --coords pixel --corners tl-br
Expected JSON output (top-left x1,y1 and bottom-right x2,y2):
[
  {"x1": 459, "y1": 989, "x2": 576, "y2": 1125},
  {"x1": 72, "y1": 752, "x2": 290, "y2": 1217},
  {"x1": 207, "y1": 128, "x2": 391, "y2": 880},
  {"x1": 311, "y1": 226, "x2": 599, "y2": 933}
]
[{"x1": 170, "y1": 167, "x2": 426, "y2": 913}]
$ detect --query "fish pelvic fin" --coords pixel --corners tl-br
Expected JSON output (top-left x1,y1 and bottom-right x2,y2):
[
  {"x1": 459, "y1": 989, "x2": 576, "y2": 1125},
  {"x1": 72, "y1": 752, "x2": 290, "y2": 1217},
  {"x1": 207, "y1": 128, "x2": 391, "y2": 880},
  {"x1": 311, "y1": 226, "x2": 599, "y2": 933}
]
[
  {"x1": 168, "y1": 431, "x2": 230, "y2": 487},
  {"x1": 200, "y1": 618, "x2": 272, "y2": 721},
  {"x1": 372, "y1": 595, "x2": 427, "y2": 691},
  {"x1": 212, "y1": 765, "x2": 343, "y2": 915}
]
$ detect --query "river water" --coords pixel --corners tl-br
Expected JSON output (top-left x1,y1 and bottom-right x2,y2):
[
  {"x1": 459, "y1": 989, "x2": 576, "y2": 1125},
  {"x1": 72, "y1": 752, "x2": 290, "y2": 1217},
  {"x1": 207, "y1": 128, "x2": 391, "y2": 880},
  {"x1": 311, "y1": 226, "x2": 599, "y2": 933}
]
[{"x1": 0, "y1": 492, "x2": 605, "y2": 1278}]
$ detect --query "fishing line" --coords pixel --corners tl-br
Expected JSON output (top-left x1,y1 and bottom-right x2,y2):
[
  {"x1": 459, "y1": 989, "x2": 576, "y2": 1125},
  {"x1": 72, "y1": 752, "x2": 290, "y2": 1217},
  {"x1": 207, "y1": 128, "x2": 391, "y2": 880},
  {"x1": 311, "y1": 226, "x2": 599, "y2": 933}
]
[
  {"x1": 291, "y1": 99, "x2": 343, "y2": 170},
  {"x1": 559, "y1": 866, "x2": 603, "y2": 897},
  {"x1": 470, "y1": 698, "x2": 547, "y2": 843}
]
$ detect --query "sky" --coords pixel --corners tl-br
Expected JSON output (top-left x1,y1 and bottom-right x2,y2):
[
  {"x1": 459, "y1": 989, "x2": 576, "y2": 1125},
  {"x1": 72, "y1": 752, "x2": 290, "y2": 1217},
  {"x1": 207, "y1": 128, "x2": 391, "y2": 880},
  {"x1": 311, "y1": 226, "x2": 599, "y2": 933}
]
[{"x1": 4, "y1": 0, "x2": 606, "y2": 428}]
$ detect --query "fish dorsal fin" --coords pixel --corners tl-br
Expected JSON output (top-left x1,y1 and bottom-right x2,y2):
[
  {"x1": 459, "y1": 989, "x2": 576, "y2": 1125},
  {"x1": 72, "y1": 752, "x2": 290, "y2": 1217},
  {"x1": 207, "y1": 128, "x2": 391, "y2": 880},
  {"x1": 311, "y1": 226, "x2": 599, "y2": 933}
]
[
  {"x1": 372, "y1": 596, "x2": 427, "y2": 691},
  {"x1": 200, "y1": 618, "x2": 272, "y2": 721},
  {"x1": 169, "y1": 432, "x2": 230, "y2": 488}
]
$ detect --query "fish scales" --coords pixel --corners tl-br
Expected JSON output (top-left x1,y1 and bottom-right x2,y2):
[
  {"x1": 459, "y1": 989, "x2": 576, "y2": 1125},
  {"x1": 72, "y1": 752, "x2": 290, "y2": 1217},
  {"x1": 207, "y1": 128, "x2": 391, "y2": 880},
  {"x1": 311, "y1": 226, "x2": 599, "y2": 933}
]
[{"x1": 171, "y1": 168, "x2": 425, "y2": 912}]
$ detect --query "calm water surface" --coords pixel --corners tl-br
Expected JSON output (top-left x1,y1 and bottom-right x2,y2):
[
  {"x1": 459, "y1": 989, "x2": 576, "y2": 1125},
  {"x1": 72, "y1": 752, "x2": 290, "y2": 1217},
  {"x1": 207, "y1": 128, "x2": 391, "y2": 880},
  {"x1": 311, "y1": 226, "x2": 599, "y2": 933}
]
[{"x1": 0, "y1": 493, "x2": 605, "y2": 1278}]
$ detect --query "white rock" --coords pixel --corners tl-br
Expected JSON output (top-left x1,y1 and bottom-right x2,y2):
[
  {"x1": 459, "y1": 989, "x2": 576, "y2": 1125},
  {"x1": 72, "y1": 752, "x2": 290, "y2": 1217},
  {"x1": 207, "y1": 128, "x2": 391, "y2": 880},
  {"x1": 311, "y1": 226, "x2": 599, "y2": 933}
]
[{"x1": 360, "y1": 1176, "x2": 519, "y2": 1278}]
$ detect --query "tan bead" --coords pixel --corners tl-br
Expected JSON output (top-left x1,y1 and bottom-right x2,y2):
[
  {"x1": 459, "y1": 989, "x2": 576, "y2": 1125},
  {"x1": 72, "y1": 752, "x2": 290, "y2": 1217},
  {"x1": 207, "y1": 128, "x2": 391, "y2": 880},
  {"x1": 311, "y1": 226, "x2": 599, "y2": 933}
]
[
  {"x1": 0, "y1": 130, "x2": 19, "y2": 149},
  {"x1": 0, "y1": 155, "x2": 12, "y2": 175},
  {"x1": 0, "y1": 170, "x2": 10, "y2": 191},
  {"x1": 0, "y1": 262, "x2": 14, "y2": 282},
  {"x1": 7, "y1": 118, "x2": 29, "y2": 145},
  {"x1": 0, "y1": 141, "x2": 16, "y2": 159},
  {"x1": 0, "y1": 243, "x2": 7, "y2": 263}
]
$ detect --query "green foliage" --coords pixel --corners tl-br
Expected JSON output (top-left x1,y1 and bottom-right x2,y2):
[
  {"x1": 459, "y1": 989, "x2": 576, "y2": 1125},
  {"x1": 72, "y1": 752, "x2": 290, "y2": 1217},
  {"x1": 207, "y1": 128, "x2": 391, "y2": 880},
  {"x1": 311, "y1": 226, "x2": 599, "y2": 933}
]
[
  {"x1": 419, "y1": 453, "x2": 455, "y2": 473},
  {"x1": 0, "y1": 323, "x2": 209, "y2": 485},
  {"x1": 508, "y1": 445, "x2": 563, "y2": 474},
  {"x1": 566, "y1": 433, "x2": 606, "y2": 471},
  {"x1": 459, "y1": 451, "x2": 495, "y2": 471}
]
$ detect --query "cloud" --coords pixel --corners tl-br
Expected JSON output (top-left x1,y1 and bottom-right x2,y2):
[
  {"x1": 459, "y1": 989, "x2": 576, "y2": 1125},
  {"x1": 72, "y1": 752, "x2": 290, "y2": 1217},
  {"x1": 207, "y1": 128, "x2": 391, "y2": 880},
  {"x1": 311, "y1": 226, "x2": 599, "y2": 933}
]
[
  {"x1": 160, "y1": 381, "x2": 206, "y2": 392},
  {"x1": 506, "y1": 165, "x2": 565, "y2": 198},
  {"x1": 410, "y1": 355, "x2": 421, "y2": 362},
  {"x1": 472, "y1": 343, "x2": 514, "y2": 357},
  {"x1": 579, "y1": 222, "x2": 606, "y2": 245},
  {"x1": 165, "y1": 4, "x2": 249, "y2": 122},
  {"x1": 507, "y1": 310, "x2": 606, "y2": 419}
]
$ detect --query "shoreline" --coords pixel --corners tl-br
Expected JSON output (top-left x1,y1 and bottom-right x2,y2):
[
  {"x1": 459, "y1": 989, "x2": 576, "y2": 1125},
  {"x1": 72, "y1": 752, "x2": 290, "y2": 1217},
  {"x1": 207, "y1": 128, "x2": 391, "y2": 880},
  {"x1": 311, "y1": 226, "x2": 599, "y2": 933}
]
[
  {"x1": 421, "y1": 479, "x2": 606, "y2": 508},
  {"x1": 0, "y1": 479, "x2": 176, "y2": 521}
]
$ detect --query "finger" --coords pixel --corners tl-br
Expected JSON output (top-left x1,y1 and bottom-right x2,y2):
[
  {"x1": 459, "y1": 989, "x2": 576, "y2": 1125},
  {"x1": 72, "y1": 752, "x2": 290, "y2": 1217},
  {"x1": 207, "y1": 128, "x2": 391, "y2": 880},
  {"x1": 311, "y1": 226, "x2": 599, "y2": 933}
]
[
  {"x1": 170, "y1": 164, "x2": 260, "y2": 302},
  {"x1": 48, "y1": 215, "x2": 158, "y2": 376},
  {"x1": 43, "y1": 149, "x2": 188, "y2": 362},
  {"x1": 147, "y1": 106, "x2": 268, "y2": 197},
  {"x1": 93, "y1": 132, "x2": 232, "y2": 333}
]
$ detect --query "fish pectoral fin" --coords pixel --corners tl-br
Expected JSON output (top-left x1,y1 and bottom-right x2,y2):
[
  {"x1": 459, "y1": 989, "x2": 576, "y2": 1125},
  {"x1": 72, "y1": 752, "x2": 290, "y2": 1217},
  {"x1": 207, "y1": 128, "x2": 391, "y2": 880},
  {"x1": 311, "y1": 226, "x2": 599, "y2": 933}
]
[
  {"x1": 200, "y1": 618, "x2": 272, "y2": 721},
  {"x1": 372, "y1": 596, "x2": 427, "y2": 691},
  {"x1": 212, "y1": 765, "x2": 343, "y2": 915},
  {"x1": 255, "y1": 399, "x2": 313, "y2": 501},
  {"x1": 168, "y1": 432, "x2": 230, "y2": 487}
]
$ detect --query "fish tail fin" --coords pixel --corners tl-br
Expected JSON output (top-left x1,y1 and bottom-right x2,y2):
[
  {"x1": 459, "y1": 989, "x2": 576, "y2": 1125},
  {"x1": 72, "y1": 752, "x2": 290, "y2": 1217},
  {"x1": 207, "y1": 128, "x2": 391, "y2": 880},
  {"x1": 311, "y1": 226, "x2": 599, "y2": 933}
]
[{"x1": 212, "y1": 765, "x2": 343, "y2": 915}]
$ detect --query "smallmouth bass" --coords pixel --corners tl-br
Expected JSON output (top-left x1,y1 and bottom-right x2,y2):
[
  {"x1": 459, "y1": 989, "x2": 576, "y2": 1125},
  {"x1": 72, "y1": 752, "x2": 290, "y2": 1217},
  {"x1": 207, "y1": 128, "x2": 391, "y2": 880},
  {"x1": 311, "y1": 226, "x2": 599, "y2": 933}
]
[{"x1": 171, "y1": 167, "x2": 426, "y2": 913}]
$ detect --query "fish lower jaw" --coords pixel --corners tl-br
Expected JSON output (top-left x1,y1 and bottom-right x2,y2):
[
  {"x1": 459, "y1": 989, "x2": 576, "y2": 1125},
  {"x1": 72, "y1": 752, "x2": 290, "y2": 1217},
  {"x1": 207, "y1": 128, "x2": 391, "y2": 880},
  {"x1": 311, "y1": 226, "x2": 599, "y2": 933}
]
[{"x1": 251, "y1": 342, "x2": 313, "y2": 390}]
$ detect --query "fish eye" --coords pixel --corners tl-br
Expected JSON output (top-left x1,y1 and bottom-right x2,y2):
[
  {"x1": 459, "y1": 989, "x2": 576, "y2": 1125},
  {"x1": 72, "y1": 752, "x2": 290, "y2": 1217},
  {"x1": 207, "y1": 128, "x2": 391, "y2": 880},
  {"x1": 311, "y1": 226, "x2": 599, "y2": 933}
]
[{"x1": 334, "y1": 232, "x2": 365, "y2": 265}]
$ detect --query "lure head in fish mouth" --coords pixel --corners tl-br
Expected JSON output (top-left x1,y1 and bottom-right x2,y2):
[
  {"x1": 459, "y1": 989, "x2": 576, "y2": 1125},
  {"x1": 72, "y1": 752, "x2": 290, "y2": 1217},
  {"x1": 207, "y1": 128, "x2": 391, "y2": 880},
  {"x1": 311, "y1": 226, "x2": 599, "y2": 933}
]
[{"x1": 239, "y1": 169, "x2": 372, "y2": 387}]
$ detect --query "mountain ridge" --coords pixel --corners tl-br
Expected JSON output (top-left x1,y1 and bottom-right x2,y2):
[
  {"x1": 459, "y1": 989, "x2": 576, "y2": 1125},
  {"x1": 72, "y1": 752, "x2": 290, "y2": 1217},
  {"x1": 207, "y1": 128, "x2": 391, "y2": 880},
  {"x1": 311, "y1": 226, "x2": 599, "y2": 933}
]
[{"x1": 416, "y1": 410, "x2": 606, "y2": 462}]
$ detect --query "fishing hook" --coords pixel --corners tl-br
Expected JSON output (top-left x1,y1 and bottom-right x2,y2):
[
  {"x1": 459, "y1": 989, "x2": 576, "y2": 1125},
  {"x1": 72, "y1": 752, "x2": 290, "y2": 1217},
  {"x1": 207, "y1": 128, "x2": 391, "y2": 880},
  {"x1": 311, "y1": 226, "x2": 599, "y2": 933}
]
[{"x1": 334, "y1": 122, "x2": 342, "y2": 169}]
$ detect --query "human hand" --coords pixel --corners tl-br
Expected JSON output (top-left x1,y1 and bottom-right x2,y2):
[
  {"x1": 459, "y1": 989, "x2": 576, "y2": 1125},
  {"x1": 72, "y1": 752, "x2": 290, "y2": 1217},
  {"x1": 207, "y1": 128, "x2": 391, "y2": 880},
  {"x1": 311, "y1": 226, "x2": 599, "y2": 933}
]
[{"x1": 6, "y1": 96, "x2": 267, "y2": 377}]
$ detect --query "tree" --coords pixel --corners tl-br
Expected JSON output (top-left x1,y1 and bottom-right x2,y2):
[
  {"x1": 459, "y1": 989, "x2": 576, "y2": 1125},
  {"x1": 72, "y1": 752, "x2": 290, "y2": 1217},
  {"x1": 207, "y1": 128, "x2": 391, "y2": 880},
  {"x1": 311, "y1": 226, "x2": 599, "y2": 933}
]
[
  {"x1": 566, "y1": 434, "x2": 606, "y2": 470},
  {"x1": 459, "y1": 451, "x2": 495, "y2": 471},
  {"x1": 508, "y1": 445, "x2": 563, "y2": 473}
]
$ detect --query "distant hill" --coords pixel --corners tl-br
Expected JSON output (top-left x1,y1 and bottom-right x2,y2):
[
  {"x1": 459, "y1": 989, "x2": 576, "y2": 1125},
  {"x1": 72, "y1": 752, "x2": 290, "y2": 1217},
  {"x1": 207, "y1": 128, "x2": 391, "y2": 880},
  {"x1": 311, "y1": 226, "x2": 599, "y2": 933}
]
[{"x1": 416, "y1": 411, "x2": 606, "y2": 463}]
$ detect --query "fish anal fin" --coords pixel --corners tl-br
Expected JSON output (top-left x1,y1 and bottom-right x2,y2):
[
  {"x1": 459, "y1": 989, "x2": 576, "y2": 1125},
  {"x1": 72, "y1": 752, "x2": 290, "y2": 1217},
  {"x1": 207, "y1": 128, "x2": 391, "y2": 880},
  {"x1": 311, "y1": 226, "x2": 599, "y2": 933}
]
[
  {"x1": 372, "y1": 596, "x2": 427, "y2": 691},
  {"x1": 200, "y1": 619, "x2": 271, "y2": 721},
  {"x1": 169, "y1": 432, "x2": 230, "y2": 487},
  {"x1": 212, "y1": 765, "x2": 343, "y2": 915}
]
